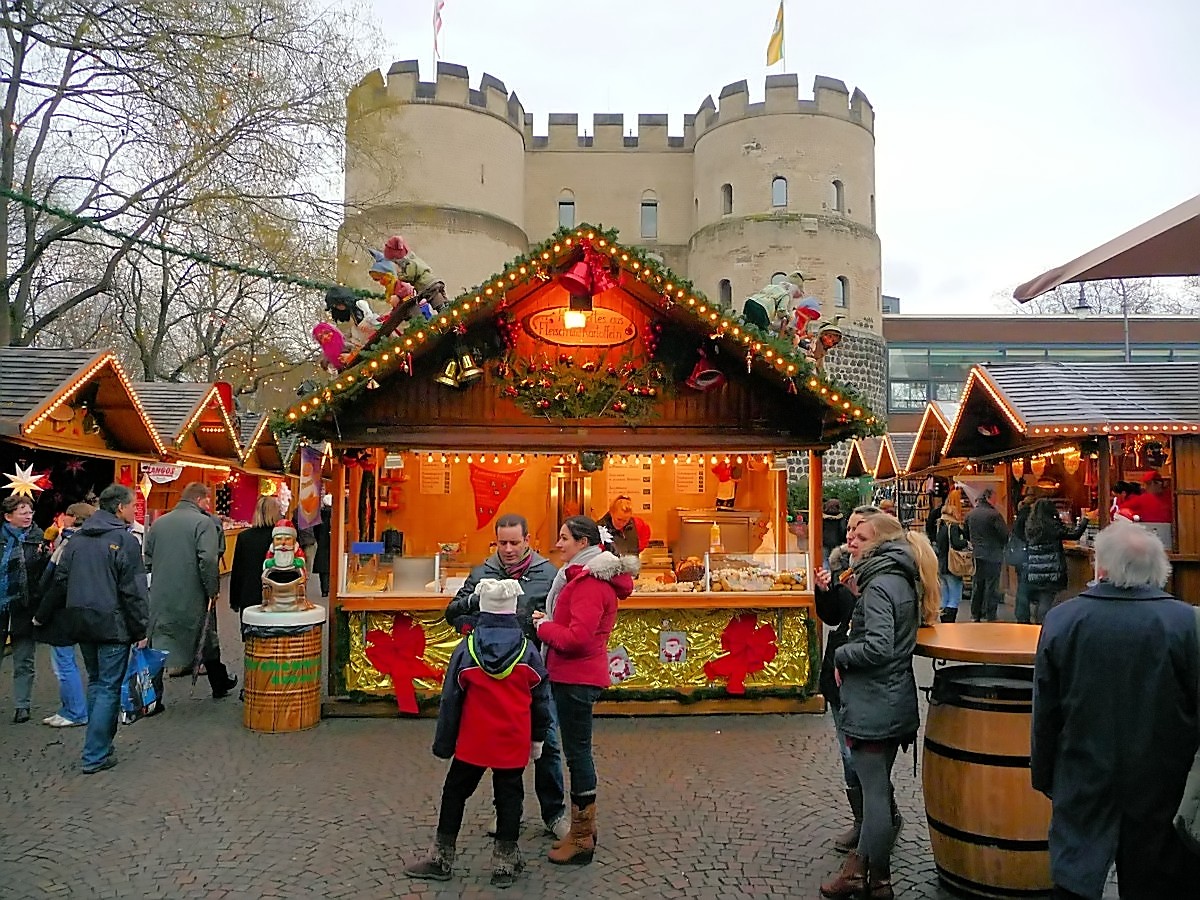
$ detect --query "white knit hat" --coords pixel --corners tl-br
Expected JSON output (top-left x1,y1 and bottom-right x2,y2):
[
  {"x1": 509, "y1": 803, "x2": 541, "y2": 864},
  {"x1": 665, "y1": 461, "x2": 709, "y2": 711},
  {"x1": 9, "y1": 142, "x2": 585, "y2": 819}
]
[{"x1": 474, "y1": 577, "x2": 524, "y2": 614}]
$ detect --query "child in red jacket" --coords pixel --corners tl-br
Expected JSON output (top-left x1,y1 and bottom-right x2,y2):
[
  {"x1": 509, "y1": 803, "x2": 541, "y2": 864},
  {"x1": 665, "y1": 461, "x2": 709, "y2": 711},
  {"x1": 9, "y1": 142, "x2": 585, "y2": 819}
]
[{"x1": 405, "y1": 578, "x2": 552, "y2": 889}]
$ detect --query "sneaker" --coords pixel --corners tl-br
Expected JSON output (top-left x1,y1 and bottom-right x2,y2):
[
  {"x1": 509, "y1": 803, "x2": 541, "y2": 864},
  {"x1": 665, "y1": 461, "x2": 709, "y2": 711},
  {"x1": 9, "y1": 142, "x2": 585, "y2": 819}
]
[
  {"x1": 545, "y1": 812, "x2": 570, "y2": 841},
  {"x1": 45, "y1": 714, "x2": 86, "y2": 728},
  {"x1": 82, "y1": 755, "x2": 119, "y2": 775}
]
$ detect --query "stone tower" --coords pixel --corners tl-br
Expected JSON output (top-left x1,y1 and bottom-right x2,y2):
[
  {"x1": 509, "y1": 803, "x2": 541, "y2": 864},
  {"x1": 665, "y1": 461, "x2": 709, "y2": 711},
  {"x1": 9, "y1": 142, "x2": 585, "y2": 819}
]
[{"x1": 339, "y1": 62, "x2": 886, "y2": 435}]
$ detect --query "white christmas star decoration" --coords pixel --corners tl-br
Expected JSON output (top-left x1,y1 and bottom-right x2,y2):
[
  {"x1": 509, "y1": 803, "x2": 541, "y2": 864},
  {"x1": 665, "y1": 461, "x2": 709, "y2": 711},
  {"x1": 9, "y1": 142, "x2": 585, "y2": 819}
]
[{"x1": 4, "y1": 463, "x2": 47, "y2": 498}]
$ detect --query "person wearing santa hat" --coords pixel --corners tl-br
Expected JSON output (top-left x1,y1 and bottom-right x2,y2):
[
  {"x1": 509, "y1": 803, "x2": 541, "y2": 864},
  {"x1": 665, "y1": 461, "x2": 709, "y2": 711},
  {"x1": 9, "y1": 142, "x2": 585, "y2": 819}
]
[{"x1": 1125, "y1": 472, "x2": 1172, "y2": 524}]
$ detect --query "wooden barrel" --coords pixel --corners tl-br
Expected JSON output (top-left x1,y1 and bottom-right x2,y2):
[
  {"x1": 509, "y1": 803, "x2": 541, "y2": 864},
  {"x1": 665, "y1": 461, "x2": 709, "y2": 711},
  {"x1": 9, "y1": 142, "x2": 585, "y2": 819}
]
[
  {"x1": 243, "y1": 624, "x2": 323, "y2": 733},
  {"x1": 922, "y1": 664, "x2": 1052, "y2": 899}
]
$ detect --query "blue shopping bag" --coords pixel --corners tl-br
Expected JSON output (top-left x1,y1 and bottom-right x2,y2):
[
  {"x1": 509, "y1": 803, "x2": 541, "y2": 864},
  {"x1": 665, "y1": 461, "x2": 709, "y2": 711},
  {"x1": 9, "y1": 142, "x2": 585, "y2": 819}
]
[{"x1": 120, "y1": 647, "x2": 169, "y2": 724}]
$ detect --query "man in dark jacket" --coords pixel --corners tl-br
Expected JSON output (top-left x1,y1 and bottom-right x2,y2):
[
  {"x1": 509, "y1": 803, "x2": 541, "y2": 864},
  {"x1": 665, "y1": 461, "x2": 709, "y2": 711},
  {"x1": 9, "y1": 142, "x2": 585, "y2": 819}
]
[
  {"x1": 47, "y1": 484, "x2": 150, "y2": 774},
  {"x1": 1032, "y1": 520, "x2": 1200, "y2": 897},
  {"x1": 443, "y1": 513, "x2": 566, "y2": 839},
  {"x1": 963, "y1": 488, "x2": 1008, "y2": 621}
]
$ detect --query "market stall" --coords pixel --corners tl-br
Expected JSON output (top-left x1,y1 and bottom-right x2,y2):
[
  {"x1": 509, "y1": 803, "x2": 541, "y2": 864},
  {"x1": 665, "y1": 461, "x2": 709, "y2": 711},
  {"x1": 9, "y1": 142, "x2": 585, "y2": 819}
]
[
  {"x1": 280, "y1": 224, "x2": 881, "y2": 715},
  {"x1": 872, "y1": 432, "x2": 921, "y2": 525},
  {"x1": 136, "y1": 381, "x2": 247, "y2": 572},
  {"x1": 943, "y1": 361, "x2": 1200, "y2": 599},
  {"x1": 0, "y1": 348, "x2": 165, "y2": 524}
]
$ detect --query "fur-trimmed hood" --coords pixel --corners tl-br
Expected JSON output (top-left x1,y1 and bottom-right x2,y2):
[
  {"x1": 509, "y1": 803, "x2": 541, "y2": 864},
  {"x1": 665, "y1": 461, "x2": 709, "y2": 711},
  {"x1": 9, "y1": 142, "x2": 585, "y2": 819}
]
[{"x1": 581, "y1": 550, "x2": 640, "y2": 581}]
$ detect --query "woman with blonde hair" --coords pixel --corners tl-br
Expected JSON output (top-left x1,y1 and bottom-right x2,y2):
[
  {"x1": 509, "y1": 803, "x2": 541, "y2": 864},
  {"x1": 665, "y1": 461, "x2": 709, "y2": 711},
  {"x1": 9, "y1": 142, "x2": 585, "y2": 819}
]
[
  {"x1": 228, "y1": 495, "x2": 284, "y2": 617},
  {"x1": 820, "y1": 513, "x2": 938, "y2": 900},
  {"x1": 935, "y1": 489, "x2": 970, "y2": 623}
]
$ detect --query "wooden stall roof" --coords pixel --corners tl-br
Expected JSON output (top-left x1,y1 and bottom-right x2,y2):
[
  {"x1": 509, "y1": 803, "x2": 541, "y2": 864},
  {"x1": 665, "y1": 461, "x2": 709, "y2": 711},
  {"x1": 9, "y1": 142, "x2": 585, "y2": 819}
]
[
  {"x1": 238, "y1": 412, "x2": 285, "y2": 475},
  {"x1": 0, "y1": 348, "x2": 164, "y2": 456},
  {"x1": 905, "y1": 401, "x2": 962, "y2": 474},
  {"x1": 134, "y1": 382, "x2": 243, "y2": 463},
  {"x1": 943, "y1": 362, "x2": 1200, "y2": 459},
  {"x1": 843, "y1": 436, "x2": 882, "y2": 478},
  {"x1": 279, "y1": 224, "x2": 882, "y2": 450},
  {"x1": 874, "y1": 433, "x2": 916, "y2": 481}
]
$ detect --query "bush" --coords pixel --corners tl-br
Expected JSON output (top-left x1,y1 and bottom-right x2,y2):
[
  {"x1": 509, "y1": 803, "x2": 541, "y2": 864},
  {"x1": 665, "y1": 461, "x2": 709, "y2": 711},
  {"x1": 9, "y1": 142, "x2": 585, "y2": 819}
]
[{"x1": 787, "y1": 477, "x2": 865, "y2": 521}]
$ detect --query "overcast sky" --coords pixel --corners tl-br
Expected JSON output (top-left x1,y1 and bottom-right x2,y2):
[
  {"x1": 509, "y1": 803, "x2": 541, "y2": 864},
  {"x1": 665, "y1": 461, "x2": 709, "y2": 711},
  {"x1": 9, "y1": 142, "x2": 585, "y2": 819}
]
[{"x1": 357, "y1": 0, "x2": 1199, "y2": 315}]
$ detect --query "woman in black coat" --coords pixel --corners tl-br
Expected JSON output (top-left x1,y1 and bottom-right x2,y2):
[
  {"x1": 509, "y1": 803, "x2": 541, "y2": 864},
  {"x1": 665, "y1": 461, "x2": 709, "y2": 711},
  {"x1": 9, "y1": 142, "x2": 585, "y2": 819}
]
[
  {"x1": 1, "y1": 495, "x2": 50, "y2": 723},
  {"x1": 228, "y1": 496, "x2": 282, "y2": 617},
  {"x1": 1023, "y1": 499, "x2": 1087, "y2": 625}
]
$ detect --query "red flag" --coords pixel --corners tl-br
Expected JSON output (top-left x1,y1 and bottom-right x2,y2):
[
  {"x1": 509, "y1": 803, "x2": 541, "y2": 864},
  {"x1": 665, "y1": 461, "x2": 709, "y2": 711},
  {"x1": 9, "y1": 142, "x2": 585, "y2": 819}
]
[{"x1": 468, "y1": 463, "x2": 524, "y2": 530}]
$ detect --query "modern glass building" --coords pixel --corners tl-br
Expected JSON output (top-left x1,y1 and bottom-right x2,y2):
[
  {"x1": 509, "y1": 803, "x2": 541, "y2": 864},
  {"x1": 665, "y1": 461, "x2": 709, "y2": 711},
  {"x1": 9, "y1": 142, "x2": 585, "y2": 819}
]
[{"x1": 883, "y1": 315, "x2": 1200, "y2": 430}]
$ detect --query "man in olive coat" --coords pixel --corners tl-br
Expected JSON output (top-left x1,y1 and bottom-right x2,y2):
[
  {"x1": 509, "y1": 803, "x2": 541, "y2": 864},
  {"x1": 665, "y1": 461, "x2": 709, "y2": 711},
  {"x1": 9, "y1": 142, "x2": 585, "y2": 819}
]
[
  {"x1": 145, "y1": 482, "x2": 237, "y2": 697},
  {"x1": 1032, "y1": 520, "x2": 1200, "y2": 897}
]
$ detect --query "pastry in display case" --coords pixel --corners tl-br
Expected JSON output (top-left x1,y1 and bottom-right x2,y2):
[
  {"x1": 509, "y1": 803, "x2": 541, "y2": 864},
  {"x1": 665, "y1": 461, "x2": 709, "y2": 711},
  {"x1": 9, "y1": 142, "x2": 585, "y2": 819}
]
[{"x1": 708, "y1": 552, "x2": 809, "y2": 593}]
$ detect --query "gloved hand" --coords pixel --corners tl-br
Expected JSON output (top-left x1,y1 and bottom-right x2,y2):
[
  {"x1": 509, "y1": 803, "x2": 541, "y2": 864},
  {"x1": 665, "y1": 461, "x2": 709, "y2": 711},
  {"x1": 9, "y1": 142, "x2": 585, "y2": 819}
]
[{"x1": 530, "y1": 741, "x2": 544, "y2": 762}]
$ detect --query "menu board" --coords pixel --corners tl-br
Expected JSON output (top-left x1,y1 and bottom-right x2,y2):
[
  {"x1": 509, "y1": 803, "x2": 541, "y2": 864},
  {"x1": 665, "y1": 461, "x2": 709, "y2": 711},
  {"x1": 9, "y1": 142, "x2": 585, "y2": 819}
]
[
  {"x1": 673, "y1": 461, "x2": 708, "y2": 495},
  {"x1": 606, "y1": 463, "x2": 653, "y2": 514},
  {"x1": 419, "y1": 458, "x2": 451, "y2": 495}
]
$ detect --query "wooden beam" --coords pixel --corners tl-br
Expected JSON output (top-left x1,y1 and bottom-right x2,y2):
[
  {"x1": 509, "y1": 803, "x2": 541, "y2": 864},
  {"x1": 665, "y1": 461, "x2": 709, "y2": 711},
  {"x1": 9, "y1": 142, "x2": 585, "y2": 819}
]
[
  {"x1": 1098, "y1": 436, "x2": 1111, "y2": 528},
  {"x1": 808, "y1": 450, "x2": 824, "y2": 567}
]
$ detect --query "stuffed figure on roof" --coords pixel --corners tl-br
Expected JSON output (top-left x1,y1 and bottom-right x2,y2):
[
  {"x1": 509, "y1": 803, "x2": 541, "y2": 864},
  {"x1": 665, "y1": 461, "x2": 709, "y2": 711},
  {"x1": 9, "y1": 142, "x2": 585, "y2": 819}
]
[
  {"x1": 323, "y1": 285, "x2": 383, "y2": 353},
  {"x1": 743, "y1": 271, "x2": 807, "y2": 339},
  {"x1": 376, "y1": 235, "x2": 449, "y2": 314}
]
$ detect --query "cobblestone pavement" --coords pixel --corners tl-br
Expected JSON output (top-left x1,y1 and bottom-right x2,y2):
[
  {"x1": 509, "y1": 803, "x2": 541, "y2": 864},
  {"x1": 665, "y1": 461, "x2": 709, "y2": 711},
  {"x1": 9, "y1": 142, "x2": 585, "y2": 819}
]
[{"x1": 1, "y1": 588, "x2": 1118, "y2": 899}]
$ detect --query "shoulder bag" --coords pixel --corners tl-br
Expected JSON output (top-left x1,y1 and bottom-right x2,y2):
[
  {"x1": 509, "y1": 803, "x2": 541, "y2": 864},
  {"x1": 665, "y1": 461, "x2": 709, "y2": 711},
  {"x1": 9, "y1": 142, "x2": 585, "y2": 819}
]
[
  {"x1": 1175, "y1": 605, "x2": 1200, "y2": 856},
  {"x1": 948, "y1": 538, "x2": 974, "y2": 579}
]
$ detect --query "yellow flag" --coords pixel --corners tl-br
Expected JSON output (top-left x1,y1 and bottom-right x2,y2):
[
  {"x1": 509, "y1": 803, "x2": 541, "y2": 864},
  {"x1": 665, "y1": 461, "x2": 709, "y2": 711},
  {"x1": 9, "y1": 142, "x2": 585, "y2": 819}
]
[{"x1": 766, "y1": 2, "x2": 784, "y2": 66}]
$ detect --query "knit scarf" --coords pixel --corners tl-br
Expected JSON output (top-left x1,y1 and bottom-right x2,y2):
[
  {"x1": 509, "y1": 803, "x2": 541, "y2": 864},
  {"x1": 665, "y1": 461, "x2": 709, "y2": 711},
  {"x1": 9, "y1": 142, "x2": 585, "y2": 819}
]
[
  {"x1": 0, "y1": 523, "x2": 29, "y2": 614},
  {"x1": 545, "y1": 544, "x2": 605, "y2": 621},
  {"x1": 499, "y1": 548, "x2": 534, "y2": 581}
]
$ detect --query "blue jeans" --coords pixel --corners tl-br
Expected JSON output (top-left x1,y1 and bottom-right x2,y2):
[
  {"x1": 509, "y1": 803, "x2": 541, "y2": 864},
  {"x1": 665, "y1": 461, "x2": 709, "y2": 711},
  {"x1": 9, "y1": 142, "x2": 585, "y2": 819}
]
[
  {"x1": 534, "y1": 692, "x2": 566, "y2": 824},
  {"x1": 50, "y1": 645, "x2": 88, "y2": 723},
  {"x1": 80, "y1": 643, "x2": 129, "y2": 769},
  {"x1": 829, "y1": 703, "x2": 861, "y2": 790},
  {"x1": 553, "y1": 682, "x2": 602, "y2": 799},
  {"x1": 940, "y1": 573, "x2": 963, "y2": 610}
]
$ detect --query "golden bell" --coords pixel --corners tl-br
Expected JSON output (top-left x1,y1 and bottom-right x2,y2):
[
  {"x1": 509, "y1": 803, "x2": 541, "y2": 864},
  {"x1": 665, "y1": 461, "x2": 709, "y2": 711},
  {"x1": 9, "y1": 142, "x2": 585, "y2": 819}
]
[
  {"x1": 434, "y1": 359, "x2": 460, "y2": 388},
  {"x1": 457, "y1": 351, "x2": 484, "y2": 383}
]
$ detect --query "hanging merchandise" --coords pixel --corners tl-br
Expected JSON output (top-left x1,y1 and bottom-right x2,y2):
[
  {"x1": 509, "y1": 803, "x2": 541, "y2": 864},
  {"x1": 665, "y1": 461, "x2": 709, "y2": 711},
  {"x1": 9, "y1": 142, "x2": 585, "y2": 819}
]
[
  {"x1": 3, "y1": 463, "x2": 49, "y2": 498},
  {"x1": 214, "y1": 483, "x2": 232, "y2": 517},
  {"x1": 468, "y1": 463, "x2": 525, "y2": 529}
]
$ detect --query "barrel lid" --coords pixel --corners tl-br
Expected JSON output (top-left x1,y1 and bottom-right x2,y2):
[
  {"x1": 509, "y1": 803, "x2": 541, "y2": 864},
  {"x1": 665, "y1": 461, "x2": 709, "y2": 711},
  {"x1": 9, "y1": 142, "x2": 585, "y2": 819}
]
[{"x1": 242, "y1": 605, "x2": 327, "y2": 627}]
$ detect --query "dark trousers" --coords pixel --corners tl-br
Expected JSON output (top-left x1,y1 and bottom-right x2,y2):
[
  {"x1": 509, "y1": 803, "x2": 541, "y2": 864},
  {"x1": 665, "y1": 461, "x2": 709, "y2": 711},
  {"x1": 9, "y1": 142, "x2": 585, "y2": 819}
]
[
  {"x1": 318, "y1": 572, "x2": 329, "y2": 596},
  {"x1": 204, "y1": 655, "x2": 233, "y2": 695},
  {"x1": 553, "y1": 682, "x2": 602, "y2": 800},
  {"x1": 848, "y1": 740, "x2": 899, "y2": 875},
  {"x1": 1024, "y1": 587, "x2": 1056, "y2": 625},
  {"x1": 437, "y1": 758, "x2": 524, "y2": 841},
  {"x1": 970, "y1": 559, "x2": 1002, "y2": 621}
]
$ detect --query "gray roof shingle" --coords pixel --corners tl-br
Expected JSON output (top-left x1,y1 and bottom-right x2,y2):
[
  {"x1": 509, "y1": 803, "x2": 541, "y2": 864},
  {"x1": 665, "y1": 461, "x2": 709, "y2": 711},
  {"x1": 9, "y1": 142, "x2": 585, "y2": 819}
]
[
  {"x1": 132, "y1": 382, "x2": 217, "y2": 443},
  {"x1": 0, "y1": 348, "x2": 106, "y2": 426}
]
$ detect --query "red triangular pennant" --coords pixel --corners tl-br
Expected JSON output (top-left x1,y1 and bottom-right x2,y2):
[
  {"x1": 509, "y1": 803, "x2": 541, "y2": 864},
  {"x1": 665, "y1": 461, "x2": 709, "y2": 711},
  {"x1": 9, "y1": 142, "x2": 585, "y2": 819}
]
[{"x1": 468, "y1": 463, "x2": 525, "y2": 530}]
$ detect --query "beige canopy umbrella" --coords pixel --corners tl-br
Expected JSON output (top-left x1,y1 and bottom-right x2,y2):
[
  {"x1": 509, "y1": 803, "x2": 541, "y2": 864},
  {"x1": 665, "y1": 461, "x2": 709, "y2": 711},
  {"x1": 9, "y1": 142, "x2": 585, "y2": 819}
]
[{"x1": 1013, "y1": 193, "x2": 1200, "y2": 301}]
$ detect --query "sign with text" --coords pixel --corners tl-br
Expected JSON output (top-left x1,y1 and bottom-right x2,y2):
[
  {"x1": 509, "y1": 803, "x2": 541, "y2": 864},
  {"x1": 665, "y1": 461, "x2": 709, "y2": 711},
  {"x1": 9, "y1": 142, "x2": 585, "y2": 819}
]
[
  {"x1": 419, "y1": 458, "x2": 451, "y2": 495},
  {"x1": 606, "y1": 463, "x2": 653, "y2": 514},
  {"x1": 141, "y1": 463, "x2": 184, "y2": 484},
  {"x1": 524, "y1": 308, "x2": 637, "y2": 347}
]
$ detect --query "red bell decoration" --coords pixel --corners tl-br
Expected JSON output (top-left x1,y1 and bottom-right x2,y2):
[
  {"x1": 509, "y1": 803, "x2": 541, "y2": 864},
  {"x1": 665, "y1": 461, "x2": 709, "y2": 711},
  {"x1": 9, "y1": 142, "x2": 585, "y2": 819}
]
[
  {"x1": 559, "y1": 261, "x2": 592, "y2": 297},
  {"x1": 685, "y1": 349, "x2": 726, "y2": 392}
]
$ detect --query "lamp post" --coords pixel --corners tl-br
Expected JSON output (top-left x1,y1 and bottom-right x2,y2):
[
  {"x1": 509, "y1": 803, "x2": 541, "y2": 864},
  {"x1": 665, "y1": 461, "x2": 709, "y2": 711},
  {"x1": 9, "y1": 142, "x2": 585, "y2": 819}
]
[{"x1": 1069, "y1": 282, "x2": 1131, "y2": 363}]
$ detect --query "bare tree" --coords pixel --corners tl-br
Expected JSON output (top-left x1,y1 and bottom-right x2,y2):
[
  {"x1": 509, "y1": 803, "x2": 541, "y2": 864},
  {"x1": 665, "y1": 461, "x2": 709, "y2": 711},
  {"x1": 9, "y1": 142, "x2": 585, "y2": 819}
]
[
  {"x1": 1, "y1": 0, "x2": 369, "y2": 350},
  {"x1": 1005, "y1": 277, "x2": 1200, "y2": 317}
]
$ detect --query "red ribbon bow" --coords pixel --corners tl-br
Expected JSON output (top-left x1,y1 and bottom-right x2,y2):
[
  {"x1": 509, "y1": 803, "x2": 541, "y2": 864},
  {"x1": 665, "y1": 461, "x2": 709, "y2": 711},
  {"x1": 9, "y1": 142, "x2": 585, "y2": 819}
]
[
  {"x1": 703, "y1": 613, "x2": 778, "y2": 694},
  {"x1": 365, "y1": 614, "x2": 444, "y2": 713}
]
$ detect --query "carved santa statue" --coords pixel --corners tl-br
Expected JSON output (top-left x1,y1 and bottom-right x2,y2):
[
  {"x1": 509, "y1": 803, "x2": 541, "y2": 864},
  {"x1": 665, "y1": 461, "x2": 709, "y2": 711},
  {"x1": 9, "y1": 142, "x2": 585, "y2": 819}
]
[{"x1": 261, "y1": 519, "x2": 315, "y2": 612}]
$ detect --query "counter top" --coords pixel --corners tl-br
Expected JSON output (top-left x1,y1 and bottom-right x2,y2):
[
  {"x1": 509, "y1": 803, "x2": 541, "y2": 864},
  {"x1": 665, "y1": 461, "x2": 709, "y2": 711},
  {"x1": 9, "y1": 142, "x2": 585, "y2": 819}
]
[{"x1": 335, "y1": 590, "x2": 816, "y2": 613}]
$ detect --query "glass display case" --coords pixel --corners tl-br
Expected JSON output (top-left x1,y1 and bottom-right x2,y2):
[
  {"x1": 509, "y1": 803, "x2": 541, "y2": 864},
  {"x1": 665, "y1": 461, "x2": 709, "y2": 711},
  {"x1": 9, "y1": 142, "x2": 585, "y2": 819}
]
[
  {"x1": 343, "y1": 541, "x2": 394, "y2": 594},
  {"x1": 631, "y1": 551, "x2": 810, "y2": 594}
]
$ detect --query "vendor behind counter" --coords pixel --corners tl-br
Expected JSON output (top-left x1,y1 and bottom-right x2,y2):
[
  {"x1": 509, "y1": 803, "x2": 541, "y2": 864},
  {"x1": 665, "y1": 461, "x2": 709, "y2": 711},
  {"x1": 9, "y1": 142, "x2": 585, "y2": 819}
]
[
  {"x1": 1125, "y1": 472, "x2": 1172, "y2": 523},
  {"x1": 598, "y1": 495, "x2": 651, "y2": 557}
]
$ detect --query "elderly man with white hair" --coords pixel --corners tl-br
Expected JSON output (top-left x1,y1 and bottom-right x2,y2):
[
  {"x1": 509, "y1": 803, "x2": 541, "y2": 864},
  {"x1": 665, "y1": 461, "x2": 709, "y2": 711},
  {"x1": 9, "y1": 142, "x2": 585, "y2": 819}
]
[{"x1": 1032, "y1": 520, "x2": 1200, "y2": 899}]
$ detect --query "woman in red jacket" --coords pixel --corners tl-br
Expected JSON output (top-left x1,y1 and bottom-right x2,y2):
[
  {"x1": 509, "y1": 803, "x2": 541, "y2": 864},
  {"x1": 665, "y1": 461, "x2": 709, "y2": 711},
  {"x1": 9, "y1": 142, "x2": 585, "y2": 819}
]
[{"x1": 533, "y1": 515, "x2": 636, "y2": 866}]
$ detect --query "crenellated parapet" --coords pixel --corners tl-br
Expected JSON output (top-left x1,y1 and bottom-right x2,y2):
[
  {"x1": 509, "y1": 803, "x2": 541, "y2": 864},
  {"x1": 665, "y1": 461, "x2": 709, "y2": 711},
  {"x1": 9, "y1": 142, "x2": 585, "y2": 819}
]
[
  {"x1": 347, "y1": 60, "x2": 526, "y2": 132},
  {"x1": 349, "y1": 62, "x2": 872, "y2": 150}
]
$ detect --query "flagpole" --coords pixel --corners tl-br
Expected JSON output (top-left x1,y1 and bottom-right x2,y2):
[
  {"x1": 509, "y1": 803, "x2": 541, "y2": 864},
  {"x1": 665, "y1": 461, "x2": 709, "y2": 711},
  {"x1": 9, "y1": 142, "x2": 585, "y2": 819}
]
[{"x1": 781, "y1": 0, "x2": 786, "y2": 74}]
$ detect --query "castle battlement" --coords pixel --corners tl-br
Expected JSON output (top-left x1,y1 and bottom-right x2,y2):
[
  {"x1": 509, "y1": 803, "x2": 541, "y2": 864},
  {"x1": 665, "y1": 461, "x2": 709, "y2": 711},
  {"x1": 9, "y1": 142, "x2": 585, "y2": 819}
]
[{"x1": 348, "y1": 61, "x2": 873, "y2": 149}]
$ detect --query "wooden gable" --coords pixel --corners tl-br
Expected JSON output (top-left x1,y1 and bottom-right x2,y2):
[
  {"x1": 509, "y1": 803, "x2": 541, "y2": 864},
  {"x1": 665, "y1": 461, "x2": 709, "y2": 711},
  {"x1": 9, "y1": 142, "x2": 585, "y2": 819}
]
[
  {"x1": 137, "y1": 383, "x2": 243, "y2": 463},
  {"x1": 842, "y1": 437, "x2": 880, "y2": 478},
  {"x1": 239, "y1": 413, "x2": 285, "y2": 474},
  {"x1": 0, "y1": 349, "x2": 164, "y2": 457},
  {"x1": 281, "y1": 225, "x2": 882, "y2": 450}
]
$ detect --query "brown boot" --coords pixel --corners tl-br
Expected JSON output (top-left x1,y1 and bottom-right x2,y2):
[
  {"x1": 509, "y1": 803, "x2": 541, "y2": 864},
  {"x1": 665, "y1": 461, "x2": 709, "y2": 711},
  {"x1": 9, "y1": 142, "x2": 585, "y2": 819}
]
[
  {"x1": 820, "y1": 851, "x2": 866, "y2": 898},
  {"x1": 867, "y1": 877, "x2": 893, "y2": 900},
  {"x1": 404, "y1": 832, "x2": 455, "y2": 881},
  {"x1": 547, "y1": 803, "x2": 595, "y2": 865},
  {"x1": 833, "y1": 787, "x2": 863, "y2": 853}
]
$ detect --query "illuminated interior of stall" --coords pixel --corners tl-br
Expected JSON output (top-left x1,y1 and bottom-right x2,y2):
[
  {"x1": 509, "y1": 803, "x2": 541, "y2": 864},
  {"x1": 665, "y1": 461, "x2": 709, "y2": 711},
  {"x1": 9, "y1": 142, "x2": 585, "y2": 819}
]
[{"x1": 338, "y1": 447, "x2": 799, "y2": 581}]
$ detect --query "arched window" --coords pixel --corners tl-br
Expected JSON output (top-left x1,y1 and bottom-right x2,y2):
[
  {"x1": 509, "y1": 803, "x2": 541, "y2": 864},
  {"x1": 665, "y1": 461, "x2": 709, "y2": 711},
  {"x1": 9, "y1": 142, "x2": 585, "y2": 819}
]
[
  {"x1": 771, "y1": 176, "x2": 787, "y2": 208},
  {"x1": 835, "y1": 276, "x2": 849, "y2": 308},
  {"x1": 558, "y1": 190, "x2": 575, "y2": 228},
  {"x1": 719, "y1": 279, "x2": 732, "y2": 306},
  {"x1": 770, "y1": 272, "x2": 788, "y2": 285},
  {"x1": 721, "y1": 183, "x2": 733, "y2": 215},
  {"x1": 831, "y1": 180, "x2": 844, "y2": 213},
  {"x1": 640, "y1": 190, "x2": 658, "y2": 239}
]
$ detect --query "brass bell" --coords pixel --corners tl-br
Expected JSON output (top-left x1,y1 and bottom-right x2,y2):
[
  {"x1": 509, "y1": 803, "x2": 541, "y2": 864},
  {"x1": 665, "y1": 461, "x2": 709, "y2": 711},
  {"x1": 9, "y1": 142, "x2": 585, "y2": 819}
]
[
  {"x1": 434, "y1": 358, "x2": 460, "y2": 388},
  {"x1": 457, "y1": 351, "x2": 484, "y2": 383}
]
